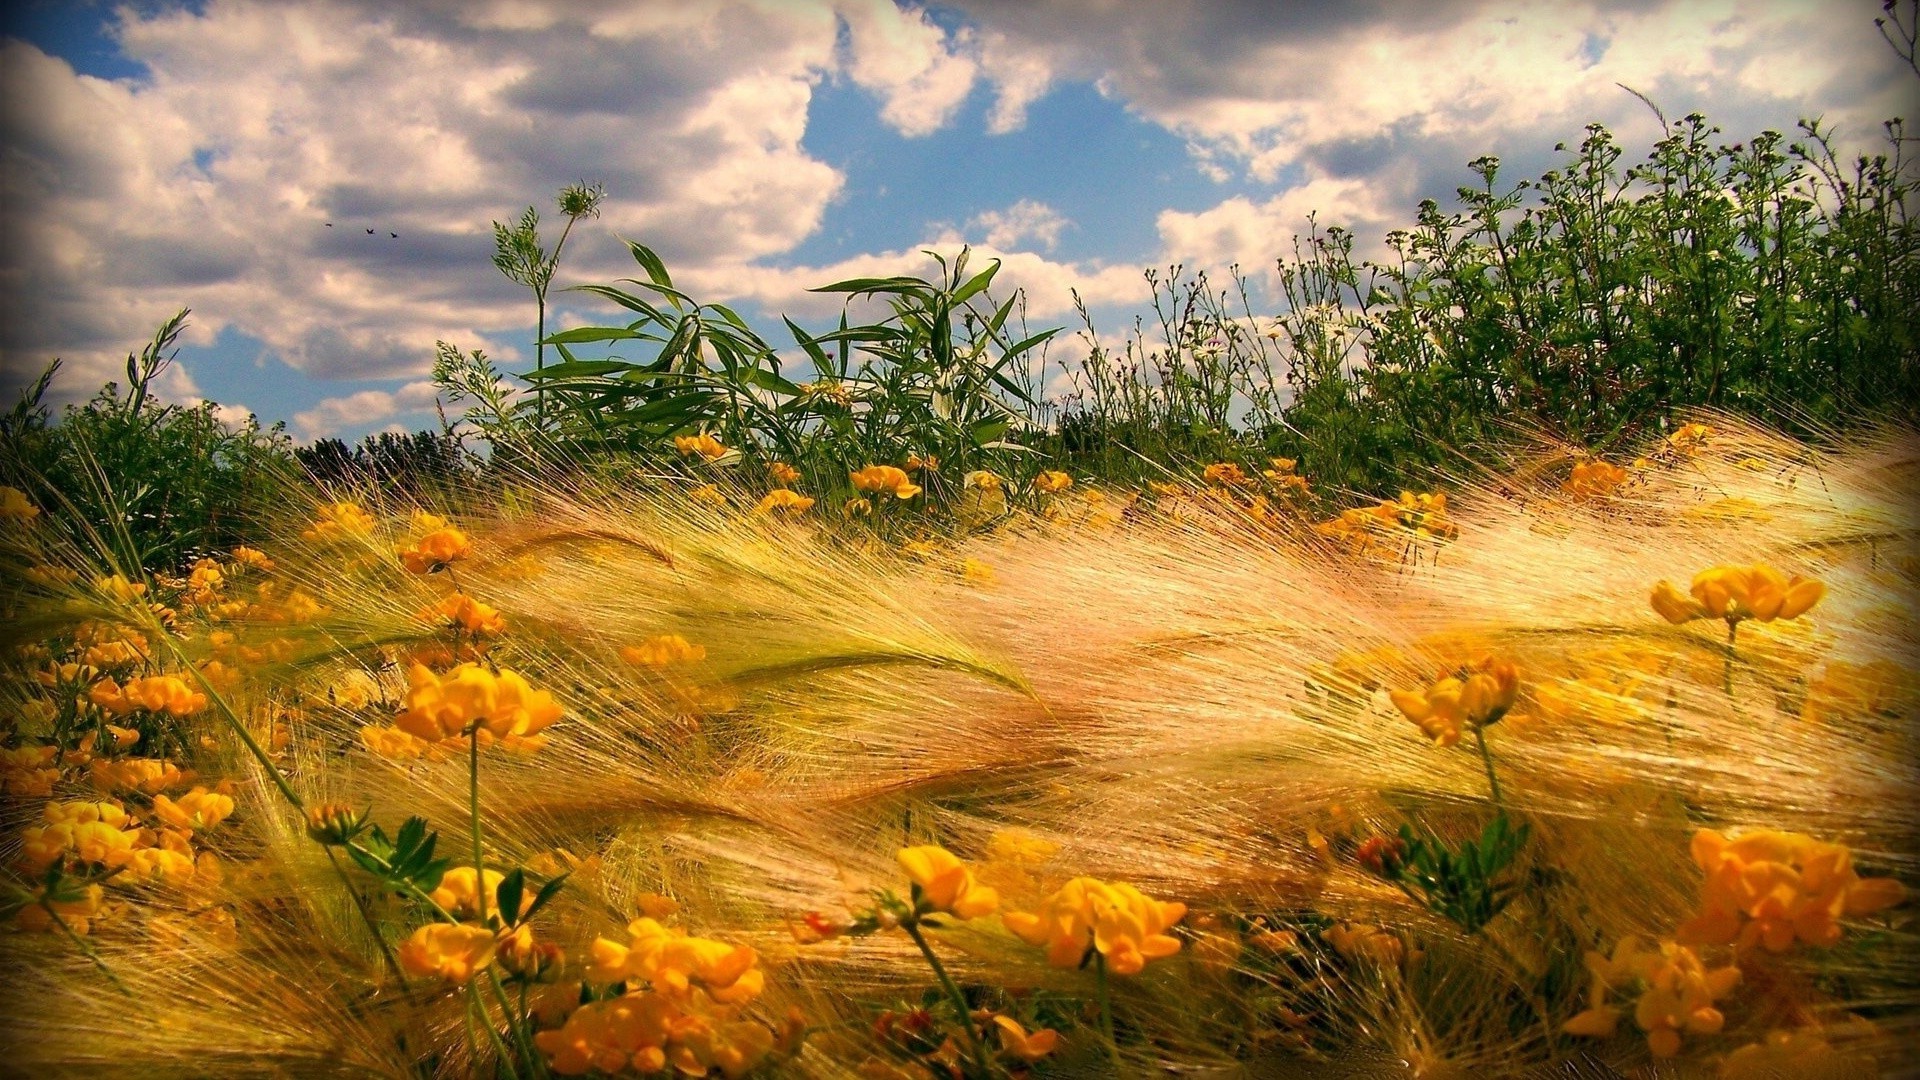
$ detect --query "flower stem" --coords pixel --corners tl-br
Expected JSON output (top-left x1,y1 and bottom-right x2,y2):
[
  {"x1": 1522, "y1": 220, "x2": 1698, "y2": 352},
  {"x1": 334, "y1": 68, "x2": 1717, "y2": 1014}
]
[
  {"x1": 468, "y1": 980, "x2": 523, "y2": 1080},
  {"x1": 1474, "y1": 724, "x2": 1504, "y2": 808},
  {"x1": 471, "y1": 727, "x2": 487, "y2": 927},
  {"x1": 1724, "y1": 619, "x2": 1739, "y2": 696},
  {"x1": 903, "y1": 920, "x2": 993, "y2": 1078},
  {"x1": 324, "y1": 845, "x2": 409, "y2": 991},
  {"x1": 1095, "y1": 949, "x2": 1124, "y2": 1075}
]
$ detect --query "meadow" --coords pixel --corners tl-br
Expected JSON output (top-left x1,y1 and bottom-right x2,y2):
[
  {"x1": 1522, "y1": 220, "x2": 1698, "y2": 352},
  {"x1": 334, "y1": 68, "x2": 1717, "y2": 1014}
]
[{"x1": 1, "y1": 98, "x2": 1917, "y2": 1078}]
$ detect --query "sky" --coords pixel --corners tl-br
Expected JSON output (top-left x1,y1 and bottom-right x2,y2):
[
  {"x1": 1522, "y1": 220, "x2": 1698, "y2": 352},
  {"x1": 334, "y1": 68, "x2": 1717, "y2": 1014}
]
[{"x1": 0, "y1": 0, "x2": 1913, "y2": 444}]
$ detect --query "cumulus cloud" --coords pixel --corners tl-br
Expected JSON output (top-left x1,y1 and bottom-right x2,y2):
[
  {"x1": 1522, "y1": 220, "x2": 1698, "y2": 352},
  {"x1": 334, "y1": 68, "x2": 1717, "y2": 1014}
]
[
  {"x1": 968, "y1": 199, "x2": 1070, "y2": 251},
  {"x1": 292, "y1": 379, "x2": 442, "y2": 440}
]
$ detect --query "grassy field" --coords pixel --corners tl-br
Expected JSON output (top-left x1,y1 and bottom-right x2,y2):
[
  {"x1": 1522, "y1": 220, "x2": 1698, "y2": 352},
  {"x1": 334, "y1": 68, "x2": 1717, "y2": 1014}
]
[{"x1": 2, "y1": 94, "x2": 1918, "y2": 1077}]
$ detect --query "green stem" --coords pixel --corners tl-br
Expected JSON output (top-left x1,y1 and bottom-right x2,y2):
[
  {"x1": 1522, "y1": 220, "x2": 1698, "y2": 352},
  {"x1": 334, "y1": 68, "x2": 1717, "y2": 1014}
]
[
  {"x1": 903, "y1": 920, "x2": 994, "y2": 1078},
  {"x1": 468, "y1": 980, "x2": 523, "y2": 1080},
  {"x1": 470, "y1": 727, "x2": 488, "y2": 927},
  {"x1": 1724, "y1": 618, "x2": 1739, "y2": 696},
  {"x1": 1095, "y1": 950, "x2": 1123, "y2": 1075},
  {"x1": 324, "y1": 845, "x2": 410, "y2": 991},
  {"x1": 489, "y1": 970, "x2": 544, "y2": 1078},
  {"x1": 1474, "y1": 724, "x2": 1504, "y2": 808}
]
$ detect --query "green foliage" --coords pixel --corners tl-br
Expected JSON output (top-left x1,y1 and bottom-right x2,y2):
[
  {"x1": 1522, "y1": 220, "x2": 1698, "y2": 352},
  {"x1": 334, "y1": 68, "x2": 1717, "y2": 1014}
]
[
  {"x1": 0, "y1": 310, "x2": 295, "y2": 572},
  {"x1": 346, "y1": 815, "x2": 452, "y2": 897},
  {"x1": 1383, "y1": 813, "x2": 1531, "y2": 934},
  {"x1": 294, "y1": 429, "x2": 469, "y2": 495}
]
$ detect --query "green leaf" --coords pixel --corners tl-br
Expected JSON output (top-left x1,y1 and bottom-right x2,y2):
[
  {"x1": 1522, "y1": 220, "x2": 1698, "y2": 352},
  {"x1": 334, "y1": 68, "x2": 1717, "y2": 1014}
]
[
  {"x1": 495, "y1": 868, "x2": 526, "y2": 926},
  {"x1": 541, "y1": 326, "x2": 647, "y2": 345},
  {"x1": 950, "y1": 260, "x2": 1001, "y2": 307},
  {"x1": 627, "y1": 241, "x2": 676, "y2": 297}
]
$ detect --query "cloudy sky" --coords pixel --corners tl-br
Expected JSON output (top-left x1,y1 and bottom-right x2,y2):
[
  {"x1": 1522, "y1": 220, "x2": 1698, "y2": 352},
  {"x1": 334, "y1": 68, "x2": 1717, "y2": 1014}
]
[{"x1": 1, "y1": 0, "x2": 1911, "y2": 442}]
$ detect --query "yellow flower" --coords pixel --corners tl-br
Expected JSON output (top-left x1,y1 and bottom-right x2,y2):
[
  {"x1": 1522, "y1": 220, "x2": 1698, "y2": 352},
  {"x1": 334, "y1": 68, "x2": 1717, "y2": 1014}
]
[
  {"x1": 1390, "y1": 656, "x2": 1519, "y2": 745},
  {"x1": 1033, "y1": 470, "x2": 1073, "y2": 494},
  {"x1": 411, "y1": 509, "x2": 449, "y2": 531},
  {"x1": 964, "y1": 470, "x2": 1003, "y2": 491},
  {"x1": 620, "y1": 634, "x2": 707, "y2": 668},
  {"x1": 423, "y1": 592, "x2": 507, "y2": 635},
  {"x1": 674, "y1": 432, "x2": 727, "y2": 461},
  {"x1": 229, "y1": 545, "x2": 274, "y2": 571},
  {"x1": 0, "y1": 485, "x2": 39, "y2": 520},
  {"x1": 398, "y1": 526, "x2": 472, "y2": 574},
  {"x1": 302, "y1": 501, "x2": 376, "y2": 543},
  {"x1": 393, "y1": 663, "x2": 563, "y2": 743},
  {"x1": 305, "y1": 803, "x2": 367, "y2": 845},
  {"x1": 151, "y1": 786, "x2": 235, "y2": 831},
  {"x1": 688, "y1": 483, "x2": 728, "y2": 507},
  {"x1": 89, "y1": 756, "x2": 191, "y2": 795},
  {"x1": 843, "y1": 497, "x2": 873, "y2": 517},
  {"x1": 767, "y1": 461, "x2": 802, "y2": 485},
  {"x1": 14, "y1": 883, "x2": 104, "y2": 935},
  {"x1": 991, "y1": 1016, "x2": 1060, "y2": 1063},
  {"x1": 360, "y1": 724, "x2": 438, "y2": 759},
  {"x1": 850, "y1": 465, "x2": 922, "y2": 500},
  {"x1": 1650, "y1": 580, "x2": 1708, "y2": 624},
  {"x1": 898, "y1": 845, "x2": 1000, "y2": 919},
  {"x1": 1002, "y1": 876, "x2": 1185, "y2": 975},
  {"x1": 1563, "y1": 459, "x2": 1629, "y2": 501},
  {"x1": 1202, "y1": 462, "x2": 1249, "y2": 486},
  {"x1": 903, "y1": 453, "x2": 939, "y2": 473},
  {"x1": 91, "y1": 574, "x2": 148, "y2": 603},
  {"x1": 1676, "y1": 828, "x2": 1906, "y2": 953},
  {"x1": 754, "y1": 488, "x2": 816, "y2": 514},
  {"x1": 1562, "y1": 937, "x2": 1739, "y2": 1058},
  {"x1": 430, "y1": 866, "x2": 505, "y2": 920},
  {"x1": 397, "y1": 922, "x2": 498, "y2": 983},
  {"x1": 585, "y1": 918, "x2": 764, "y2": 1004}
]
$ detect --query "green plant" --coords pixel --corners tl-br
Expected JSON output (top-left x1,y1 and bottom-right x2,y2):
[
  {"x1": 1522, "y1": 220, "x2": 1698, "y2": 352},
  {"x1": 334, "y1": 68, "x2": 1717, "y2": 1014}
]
[
  {"x1": 0, "y1": 310, "x2": 295, "y2": 572},
  {"x1": 493, "y1": 182, "x2": 607, "y2": 424}
]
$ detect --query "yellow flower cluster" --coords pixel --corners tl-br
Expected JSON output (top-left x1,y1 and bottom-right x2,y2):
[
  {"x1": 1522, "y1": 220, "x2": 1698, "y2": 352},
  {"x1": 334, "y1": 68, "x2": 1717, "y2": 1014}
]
[
  {"x1": 0, "y1": 485, "x2": 39, "y2": 520},
  {"x1": 584, "y1": 918, "x2": 765, "y2": 1005},
  {"x1": 767, "y1": 461, "x2": 802, "y2": 485},
  {"x1": 1002, "y1": 876, "x2": 1187, "y2": 975},
  {"x1": 898, "y1": 845, "x2": 1000, "y2": 919},
  {"x1": 754, "y1": 488, "x2": 815, "y2": 514},
  {"x1": 429, "y1": 866, "x2": 505, "y2": 919},
  {"x1": 397, "y1": 922, "x2": 498, "y2": 984},
  {"x1": 1263, "y1": 457, "x2": 1310, "y2": 494},
  {"x1": 850, "y1": 465, "x2": 921, "y2": 500},
  {"x1": 1032, "y1": 470, "x2": 1073, "y2": 494},
  {"x1": 1562, "y1": 937, "x2": 1740, "y2": 1057},
  {"x1": 423, "y1": 592, "x2": 507, "y2": 636},
  {"x1": 398, "y1": 526, "x2": 472, "y2": 575},
  {"x1": 534, "y1": 988, "x2": 776, "y2": 1078},
  {"x1": 387, "y1": 662, "x2": 563, "y2": 745},
  {"x1": 1652, "y1": 563, "x2": 1825, "y2": 627},
  {"x1": 88, "y1": 674, "x2": 208, "y2": 718},
  {"x1": 675, "y1": 432, "x2": 727, "y2": 461},
  {"x1": 1562, "y1": 459, "x2": 1629, "y2": 501},
  {"x1": 1389, "y1": 656, "x2": 1520, "y2": 747},
  {"x1": 1202, "y1": 462, "x2": 1249, "y2": 486},
  {"x1": 620, "y1": 634, "x2": 707, "y2": 668},
  {"x1": 1316, "y1": 490, "x2": 1458, "y2": 550},
  {"x1": 1675, "y1": 829, "x2": 1905, "y2": 952},
  {"x1": 301, "y1": 501, "x2": 376, "y2": 544}
]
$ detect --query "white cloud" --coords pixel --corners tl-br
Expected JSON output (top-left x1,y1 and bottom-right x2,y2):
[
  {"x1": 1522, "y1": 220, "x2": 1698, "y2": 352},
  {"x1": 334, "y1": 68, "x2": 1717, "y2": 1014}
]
[
  {"x1": 291, "y1": 379, "x2": 442, "y2": 440},
  {"x1": 968, "y1": 199, "x2": 1069, "y2": 251},
  {"x1": 837, "y1": 0, "x2": 978, "y2": 137}
]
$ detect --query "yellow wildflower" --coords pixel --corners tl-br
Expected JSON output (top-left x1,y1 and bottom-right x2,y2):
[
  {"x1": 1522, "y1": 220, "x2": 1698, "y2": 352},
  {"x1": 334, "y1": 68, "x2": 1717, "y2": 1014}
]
[
  {"x1": 586, "y1": 917, "x2": 764, "y2": 1004},
  {"x1": 1202, "y1": 462, "x2": 1249, "y2": 486},
  {"x1": 898, "y1": 845, "x2": 1000, "y2": 919},
  {"x1": 14, "y1": 883, "x2": 104, "y2": 935},
  {"x1": 423, "y1": 592, "x2": 507, "y2": 636},
  {"x1": 688, "y1": 483, "x2": 728, "y2": 507},
  {"x1": 89, "y1": 674, "x2": 208, "y2": 718},
  {"x1": 1563, "y1": 459, "x2": 1629, "y2": 501},
  {"x1": 621, "y1": 634, "x2": 707, "y2": 668},
  {"x1": 1653, "y1": 563, "x2": 1824, "y2": 627},
  {"x1": 903, "y1": 453, "x2": 939, "y2": 473},
  {"x1": 398, "y1": 526, "x2": 472, "y2": 574},
  {"x1": 0, "y1": 485, "x2": 39, "y2": 520},
  {"x1": 1676, "y1": 828, "x2": 1906, "y2": 953},
  {"x1": 397, "y1": 922, "x2": 498, "y2": 983},
  {"x1": 850, "y1": 465, "x2": 921, "y2": 500},
  {"x1": 393, "y1": 663, "x2": 563, "y2": 743},
  {"x1": 229, "y1": 545, "x2": 274, "y2": 571},
  {"x1": 1562, "y1": 937, "x2": 1739, "y2": 1058},
  {"x1": 991, "y1": 1016, "x2": 1060, "y2": 1063},
  {"x1": 767, "y1": 461, "x2": 802, "y2": 485},
  {"x1": 1002, "y1": 876, "x2": 1185, "y2": 975},
  {"x1": 430, "y1": 866, "x2": 506, "y2": 920},
  {"x1": 1719, "y1": 1019, "x2": 1881, "y2": 1080},
  {"x1": 89, "y1": 756, "x2": 191, "y2": 795},
  {"x1": 754, "y1": 488, "x2": 816, "y2": 514},
  {"x1": 1389, "y1": 656, "x2": 1519, "y2": 746},
  {"x1": 302, "y1": 501, "x2": 376, "y2": 543},
  {"x1": 674, "y1": 432, "x2": 727, "y2": 461},
  {"x1": 151, "y1": 786, "x2": 235, "y2": 831},
  {"x1": 1033, "y1": 470, "x2": 1073, "y2": 494}
]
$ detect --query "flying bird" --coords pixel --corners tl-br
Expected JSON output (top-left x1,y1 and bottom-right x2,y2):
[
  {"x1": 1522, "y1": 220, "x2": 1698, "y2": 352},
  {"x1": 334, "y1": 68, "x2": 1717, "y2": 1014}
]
[
  {"x1": 324, "y1": 222, "x2": 333, "y2": 227},
  {"x1": 390, "y1": 232, "x2": 398, "y2": 239},
  {"x1": 366, "y1": 228, "x2": 375, "y2": 234}
]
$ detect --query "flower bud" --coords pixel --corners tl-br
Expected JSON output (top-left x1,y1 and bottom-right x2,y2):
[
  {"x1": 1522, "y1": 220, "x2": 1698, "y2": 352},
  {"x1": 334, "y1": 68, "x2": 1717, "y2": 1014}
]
[{"x1": 305, "y1": 803, "x2": 367, "y2": 846}]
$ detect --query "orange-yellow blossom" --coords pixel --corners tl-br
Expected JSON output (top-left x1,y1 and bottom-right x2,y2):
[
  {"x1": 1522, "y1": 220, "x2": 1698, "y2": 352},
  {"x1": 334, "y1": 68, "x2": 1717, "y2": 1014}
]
[
  {"x1": 767, "y1": 461, "x2": 802, "y2": 485},
  {"x1": 423, "y1": 592, "x2": 507, "y2": 635},
  {"x1": 398, "y1": 526, "x2": 472, "y2": 574},
  {"x1": 850, "y1": 465, "x2": 921, "y2": 499},
  {"x1": 992, "y1": 1016, "x2": 1060, "y2": 1062},
  {"x1": 1561, "y1": 937, "x2": 1739, "y2": 1058},
  {"x1": 620, "y1": 634, "x2": 706, "y2": 668},
  {"x1": 1033, "y1": 470, "x2": 1073, "y2": 493},
  {"x1": 393, "y1": 662, "x2": 563, "y2": 743},
  {"x1": 151, "y1": 786, "x2": 235, "y2": 831},
  {"x1": 1389, "y1": 656, "x2": 1520, "y2": 747},
  {"x1": 898, "y1": 845, "x2": 1000, "y2": 919},
  {"x1": 302, "y1": 501, "x2": 375, "y2": 543},
  {"x1": 0, "y1": 485, "x2": 38, "y2": 520},
  {"x1": 754, "y1": 488, "x2": 815, "y2": 513},
  {"x1": 1652, "y1": 563, "x2": 1824, "y2": 626},
  {"x1": 430, "y1": 866, "x2": 506, "y2": 920},
  {"x1": 397, "y1": 922, "x2": 498, "y2": 983},
  {"x1": 1202, "y1": 462, "x2": 1249, "y2": 486},
  {"x1": 585, "y1": 917, "x2": 764, "y2": 1005},
  {"x1": 1002, "y1": 876, "x2": 1186, "y2": 975},
  {"x1": 1676, "y1": 828, "x2": 1905, "y2": 952},
  {"x1": 675, "y1": 432, "x2": 727, "y2": 461},
  {"x1": 89, "y1": 674, "x2": 207, "y2": 718},
  {"x1": 1563, "y1": 459, "x2": 1629, "y2": 501}
]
